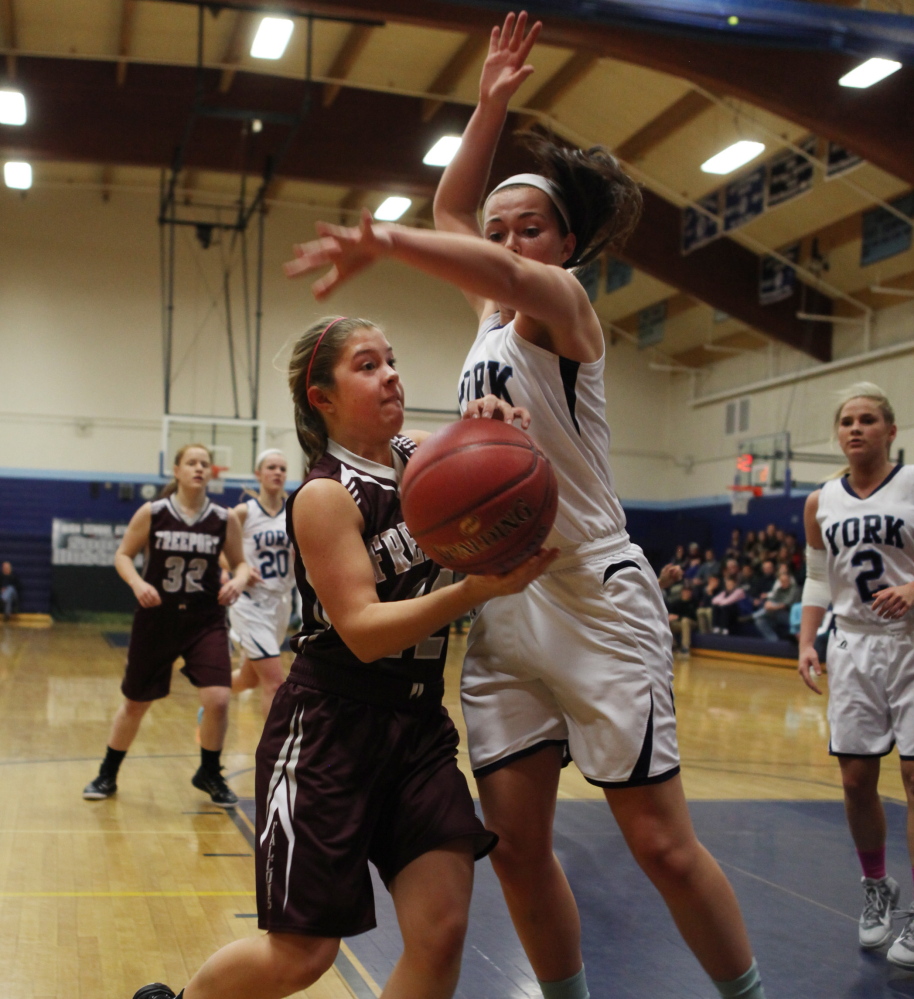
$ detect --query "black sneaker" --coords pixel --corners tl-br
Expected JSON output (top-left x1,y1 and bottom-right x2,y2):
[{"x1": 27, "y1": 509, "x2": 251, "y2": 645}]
[
  {"x1": 132, "y1": 986, "x2": 176, "y2": 999},
  {"x1": 83, "y1": 773, "x2": 117, "y2": 800},
  {"x1": 191, "y1": 766, "x2": 238, "y2": 808}
]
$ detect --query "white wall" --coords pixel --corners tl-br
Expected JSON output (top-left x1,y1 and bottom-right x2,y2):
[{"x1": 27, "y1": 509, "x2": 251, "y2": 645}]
[
  {"x1": 3, "y1": 185, "x2": 912, "y2": 503},
  {"x1": 0, "y1": 185, "x2": 672, "y2": 497}
]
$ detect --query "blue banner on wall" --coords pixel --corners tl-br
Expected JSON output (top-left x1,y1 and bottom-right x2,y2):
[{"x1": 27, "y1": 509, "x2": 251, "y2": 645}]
[
  {"x1": 767, "y1": 136, "x2": 816, "y2": 209},
  {"x1": 825, "y1": 141, "x2": 864, "y2": 179},
  {"x1": 861, "y1": 192, "x2": 914, "y2": 267},
  {"x1": 682, "y1": 191, "x2": 721, "y2": 254},
  {"x1": 724, "y1": 166, "x2": 766, "y2": 231},
  {"x1": 760, "y1": 242, "x2": 800, "y2": 304},
  {"x1": 605, "y1": 257, "x2": 633, "y2": 293},
  {"x1": 575, "y1": 259, "x2": 602, "y2": 302},
  {"x1": 638, "y1": 301, "x2": 667, "y2": 349}
]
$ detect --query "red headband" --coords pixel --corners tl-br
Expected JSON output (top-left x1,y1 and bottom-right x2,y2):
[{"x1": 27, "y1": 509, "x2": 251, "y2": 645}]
[{"x1": 305, "y1": 317, "x2": 347, "y2": 402}]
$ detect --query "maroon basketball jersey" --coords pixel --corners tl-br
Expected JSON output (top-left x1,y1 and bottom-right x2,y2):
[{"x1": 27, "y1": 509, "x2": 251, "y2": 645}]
[
  {"x1": 287, "y1": 436, "x2": 451, "y2": 682},
  {"x1": 143, "y1": 496, "x2": 228, "y2": 608}
]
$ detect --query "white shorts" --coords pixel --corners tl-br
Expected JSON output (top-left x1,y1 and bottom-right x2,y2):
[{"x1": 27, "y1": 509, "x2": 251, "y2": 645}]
[
  {"x1": 229, "y1": 589, "x2": 293, "y2": 660},
  {"x1": 827, "y1": 620, "x2": 914, "y2": 759},
  {"x1": 461, "y1": 534, "x2": 680, "y2": 787}
]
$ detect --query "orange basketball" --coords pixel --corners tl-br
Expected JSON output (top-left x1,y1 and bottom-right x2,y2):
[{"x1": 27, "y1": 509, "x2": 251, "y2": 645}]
[{"x1": 401, "y1": 419, "x2": 558, "y2": 575}]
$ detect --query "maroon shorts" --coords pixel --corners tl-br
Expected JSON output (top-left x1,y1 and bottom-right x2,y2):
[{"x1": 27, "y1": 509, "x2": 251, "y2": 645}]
[
  {"x1": 255, "y1": 663, "x2": 496, "y2": 938},
  {"x1": 121, "y1": 604, "x2": 231, "y2": 702}
]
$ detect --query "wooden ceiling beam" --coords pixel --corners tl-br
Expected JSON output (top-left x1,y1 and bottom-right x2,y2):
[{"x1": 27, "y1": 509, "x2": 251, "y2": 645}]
[
  {"x1": 323, "y1": 25, "x2": 374, "y2": 108},
  {"x1": 1, "y1": 0, "x2": 17, "y2": 80},
  {"x1": 116, "y1": 0, "x2": 137, "y2": 87},
  {"x1": 615, "y1": 89, "x2": 714, "y2": 163},
  {"x1": 421, "y1": 34, "x2": 487, "y2": 122},
  {"x1": 517, "y1": 50, "x2": 598, "y2": 128},
  {"x1": 219, "y1": 10, "x2": 256, "y2": 94}
]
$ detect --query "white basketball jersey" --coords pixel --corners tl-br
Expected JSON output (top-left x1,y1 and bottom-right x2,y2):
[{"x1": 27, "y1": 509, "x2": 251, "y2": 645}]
[
  {"x1": 242, "y1": 497, "x2": 295, "y2": 595},
  {"x1": 458, "y1": 314, "x2": 626, "y2": 544},
  {"x1": 816, "y1": 465, "x2": 914, "y2": 628}
]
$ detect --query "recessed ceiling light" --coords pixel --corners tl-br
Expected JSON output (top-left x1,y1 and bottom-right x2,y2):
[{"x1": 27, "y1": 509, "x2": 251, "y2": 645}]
[
  {"x1": 839, "y1": 57, "x2": 902, "y2": 89},
  {"x1": 423, "y1": 136, "x2": 462, "y2": 167},
  {"x1": 0, "y1": 90, "x2": 26, "y2": 126},
  {"x1": 250, "y1": 17, "x2": 294, "y2": 60},
  {"x1": 700, "y1": 140, "x2": 765, "y2": 175},
  {"x1": 375, "y1": 197, "x2": 412, "y2": 221},
  {"x1": 4, "y1": 161, "x2": 32, "y2": 190}
]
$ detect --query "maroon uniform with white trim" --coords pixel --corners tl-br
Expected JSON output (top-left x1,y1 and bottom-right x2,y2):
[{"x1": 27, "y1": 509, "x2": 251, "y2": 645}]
[
  {"x1": 255, "y1": 436, "x2": 493, "y2": 938},
  {"x1": 121, "y1": 496, "x2": 231, "y2": 701}
]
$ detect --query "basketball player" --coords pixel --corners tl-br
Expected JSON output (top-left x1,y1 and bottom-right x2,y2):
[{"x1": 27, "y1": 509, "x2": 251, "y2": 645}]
[
  {"x1": 798, "y1": 383, "x2": 914, "y2": 966},
  {"x1": 130, "y1": 317, "x2": 556, "y2": 999},
  {"x1": 228, "y1": 448, "x2": 296, "y2": 718},
  {"x1": 83, "y1": 444, "x2": 250, "y2": 808},
  {"x1": 282, "y1": 13, "x2": 768, "y2": 998}
]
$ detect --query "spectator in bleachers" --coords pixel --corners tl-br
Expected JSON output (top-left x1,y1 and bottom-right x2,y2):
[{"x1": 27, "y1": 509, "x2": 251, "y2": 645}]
[
  {"x1": 1, "y1": 561, "x2": 21, "y2": 620},
  {"x1": 696, "y1": 575, "x2": 719, "y2": 633},
  {"x1": 682, "y1": 547, "x2": 703, "y2": 583},
  {"x1": 724, "y1": 528, "x2": 742, "y2": 563},
  {"x1": 761, "y1": 523, "x2": 782, "y2": 558},
  {"x1": 671, "y1": 543, "x2": 687, "y2": 569},
  {"x1": 722, "y1": 557, "x2": 741, "y2": 582},
  {"x1": 667, "y1": 583, "x2": 699, "y2": 656},
  {"x1": 752, "y1": 566, "x2": 800, "y2": 641},
  {"x1": 750, "y1": 559, "x2": 778, "y2": 610},
  {"x1": 711, "y1": 576, "x2": 747, "y2": 634},
  {"x1": 696, "y1": 548, "x2": 720, "y2": 587}
]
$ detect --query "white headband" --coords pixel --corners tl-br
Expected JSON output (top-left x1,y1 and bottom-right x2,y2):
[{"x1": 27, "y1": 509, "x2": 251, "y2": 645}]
[
  {"x1": 485, "y1": 173, "x2": 571, "y2": 232},
  {"x1": 255, "y1": 448, "x2": 286, "y2": 470}
]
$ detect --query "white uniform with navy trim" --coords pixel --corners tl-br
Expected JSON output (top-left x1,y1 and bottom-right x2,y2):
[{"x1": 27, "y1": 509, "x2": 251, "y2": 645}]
[
  {"x1": 458, "y1": 314, "x2": 679, "y2": 785},
  {"x1": 816, "y1": 465, "x2": 914, "y2": 758},
  {"x1": 229, "y1": 497, "x2": 295, "y2": 661}
]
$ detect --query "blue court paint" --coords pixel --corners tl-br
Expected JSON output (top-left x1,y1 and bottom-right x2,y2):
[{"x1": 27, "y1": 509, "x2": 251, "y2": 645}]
[{"x1": 237, "y1": 797, "x2": 914, "y2": 997}]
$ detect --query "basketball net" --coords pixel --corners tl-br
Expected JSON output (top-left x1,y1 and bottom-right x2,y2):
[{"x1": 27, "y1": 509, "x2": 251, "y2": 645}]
[{"x1": 208, "y1": 465, "x2": 229, "y2": 495}]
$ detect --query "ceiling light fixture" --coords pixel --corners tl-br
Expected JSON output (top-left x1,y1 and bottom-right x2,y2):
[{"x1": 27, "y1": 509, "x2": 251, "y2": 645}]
[
  {"x1": 423, "y1": 136, "x2": 462, "y2": 167},
  {"x1": 0, "y1": 89, "x2": 26, "y2": 126},
  {"x1": 839, "y1": 57, "x2": 902, "y2": 89},
  {"x1": 4, "y1": 161, "x2": 32, "y2": 190},
  {"x1": 251, "y1": 17, "x2": 294, "y2": 60},
  {"x1": 700, "y1": 140, "x2": 765, "y2": 175},
  {"x1": 375, "y1": 197, "x2": 412, "y2": 221}
]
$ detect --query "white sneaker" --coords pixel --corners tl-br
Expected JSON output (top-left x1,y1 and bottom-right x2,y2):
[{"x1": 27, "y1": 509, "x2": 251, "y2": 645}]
[
  {"x1": 859, "y1": 876, "x2": 899, "y2": 948},
  {"x1": 888, "y1": 908, "x2": 914, "y2": 968}
]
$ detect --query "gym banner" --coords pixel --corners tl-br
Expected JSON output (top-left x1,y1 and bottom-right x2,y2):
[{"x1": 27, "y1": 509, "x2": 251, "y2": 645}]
[
  {"x1": 605, "y1": 257, "x2": 633, "y2": 294},
  {"x1": 860, "y1": 192, "x2": 914, "y2": 267},
  {"x1": 759, "y1": 243, "x2": 800, "y2": 305},
  {"x1": 825, "y1": 141, "x2": 864, "y2": 179},
  {"x1": 767, "y1": 136, "x2": 817, "y2": 209},
  {"x1": 724, "y1": 166, "x2": 766, "y2": 232},
  {"x1": 638, "y1": 301, "x2": 666, "y2": 349},
  {"x1": 52, "y1": 519, "x2": 128, "y2": 566},
  {"x1": 681, "y1": 191, "x2": 721, "y2": 254}
]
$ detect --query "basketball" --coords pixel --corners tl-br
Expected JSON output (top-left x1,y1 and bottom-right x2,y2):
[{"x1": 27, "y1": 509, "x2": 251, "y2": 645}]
[{"x1": 401, "y1": 419, "x2": 558, "y2": 575}]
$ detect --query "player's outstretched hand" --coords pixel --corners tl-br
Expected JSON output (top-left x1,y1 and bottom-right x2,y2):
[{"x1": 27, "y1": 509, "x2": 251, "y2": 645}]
[
  {"x1": 798, "y1": 644, "x2": 823, "y2": 695},
  {"x1": 133, "y1": 580, "x2": 162, "y2": 609},
  {"x1": 462, "y1": 547, "x2": 559, "y2": 603},
  {"x1": 480, "y1": 11, "x2": 542, "y2": 107},
  {"x1": 871, "y1": 582, "x2": 914, "y2": 620},
  {"x1": 284, "y1": 209, "x2": 392, "y2": 299},
  {"x1": 462, "y1": 394, "x2": 531, "y2": 428},
  {"x1": 218, "y1": 575, "x2": 245, "y2": 606}
]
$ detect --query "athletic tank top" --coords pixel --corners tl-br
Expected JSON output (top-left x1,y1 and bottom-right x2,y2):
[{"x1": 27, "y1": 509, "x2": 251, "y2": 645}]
[
  {"x1": 458, "y1": 313, "x2": 626, "y2": 544},
  {"x1": 816, "y1": 464, "x2": 914, "y2": 628},
  {"x1": 287, "y1": 436, "x2": 451, "y2": 682},
  {"x1": 241, "y1": 497, "x2": 295, "y2": 596},
  {"x1": 144, "y1": 496, "x2": 228, "y2": 609}
]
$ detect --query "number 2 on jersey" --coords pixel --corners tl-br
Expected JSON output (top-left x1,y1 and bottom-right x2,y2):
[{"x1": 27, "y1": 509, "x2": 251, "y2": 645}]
[{"x1": 852, "y1": 548, "x2": 885, "y2": 603}]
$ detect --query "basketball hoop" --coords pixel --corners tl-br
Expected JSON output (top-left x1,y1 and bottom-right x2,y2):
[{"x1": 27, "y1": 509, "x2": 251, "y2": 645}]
[
  {"x1": 727, "y1": 484, "x2": 762, "y2": 515},
  {"x1": 208, "y1": 465, "x2": 229, "y2": 495}
]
